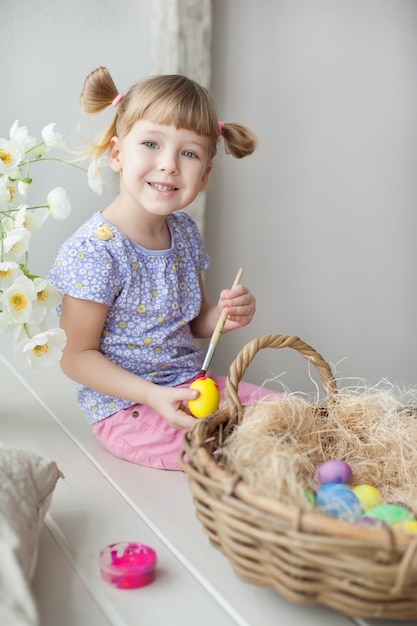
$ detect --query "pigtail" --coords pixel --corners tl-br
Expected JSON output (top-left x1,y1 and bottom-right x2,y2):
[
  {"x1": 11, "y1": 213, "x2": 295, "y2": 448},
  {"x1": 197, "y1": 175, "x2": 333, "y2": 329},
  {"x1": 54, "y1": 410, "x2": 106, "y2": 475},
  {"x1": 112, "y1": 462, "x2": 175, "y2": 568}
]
[
  {"x1": 221, "y1": 122, "x2": 257, "y2": 159},
  {"x1": 79, "y1": 67, "x2": 120, "y2": 160},
  {"x1": 80, "y1": 66, "x2": 119, "y2": 113}
]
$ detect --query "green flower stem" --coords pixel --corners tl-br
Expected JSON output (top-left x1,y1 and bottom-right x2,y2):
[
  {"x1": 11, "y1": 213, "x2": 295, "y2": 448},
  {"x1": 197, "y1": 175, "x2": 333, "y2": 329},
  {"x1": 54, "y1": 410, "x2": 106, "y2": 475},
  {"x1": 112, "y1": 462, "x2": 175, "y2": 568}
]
[
  {"x1": 22, "y1": 323, "x2": 32, "y2": 339},
  {"x1": 25, "y1": 156, "x2": 87, "y2": 173},
  {"x1": 19, "y1": 260, "x2": 39, "y2": 280},
  {"x1": 0, "y1": 204, "x2": 48, "y2": 217},
  {"x1": 26, "y1": 140, "x2": 45, "y2": 155}
]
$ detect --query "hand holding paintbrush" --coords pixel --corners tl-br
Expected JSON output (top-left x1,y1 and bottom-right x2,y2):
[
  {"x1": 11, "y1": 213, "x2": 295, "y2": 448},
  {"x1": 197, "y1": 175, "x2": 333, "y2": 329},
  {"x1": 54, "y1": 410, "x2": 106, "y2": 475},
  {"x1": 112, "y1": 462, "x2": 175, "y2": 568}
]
[
  {"x1": 188, "y1": 268, "x2": 244, "y2": 418},
  {"x1": 199, "y1": 267, "x2": 244, "y2": 376}
]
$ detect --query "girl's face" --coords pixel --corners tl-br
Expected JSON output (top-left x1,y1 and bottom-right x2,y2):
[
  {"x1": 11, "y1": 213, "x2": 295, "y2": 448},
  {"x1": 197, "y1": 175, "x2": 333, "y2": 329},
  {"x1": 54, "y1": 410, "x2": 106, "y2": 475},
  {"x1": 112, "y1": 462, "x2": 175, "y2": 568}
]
[{"x1": 109, "y1": 119, "x2": 212, "y2": 217}]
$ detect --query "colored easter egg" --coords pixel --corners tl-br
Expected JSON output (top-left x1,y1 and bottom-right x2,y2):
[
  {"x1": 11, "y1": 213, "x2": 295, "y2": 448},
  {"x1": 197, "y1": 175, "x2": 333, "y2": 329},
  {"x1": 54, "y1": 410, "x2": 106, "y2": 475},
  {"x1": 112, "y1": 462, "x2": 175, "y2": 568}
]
[
  {"x1": 364, "y1": 503, "x2": 416, "y2": 526},
  {"x1": 314, "y1": 459, "x2": 352, "y2": 488},
  {"x1": 394, "y1": 520, "x2": 417, "y2": 534},
  {"x1": 353, "y1": 516, "x2": 388, "y2": 530},
  {"x1": 188, "y1": 377, "x2": 220, "y2": 418},
  {"x1": 388, "y1": 501, "x2": 415, "y2": 515},
  {"x1": 352, "y1": 484, "x2": 382, "y2": 512},
  {"x1": 315, "y1": 483, "x2": 362, "y2": 522},
  {"x1": 302, "y1": 490, "x2": 316, "y2": 506}
]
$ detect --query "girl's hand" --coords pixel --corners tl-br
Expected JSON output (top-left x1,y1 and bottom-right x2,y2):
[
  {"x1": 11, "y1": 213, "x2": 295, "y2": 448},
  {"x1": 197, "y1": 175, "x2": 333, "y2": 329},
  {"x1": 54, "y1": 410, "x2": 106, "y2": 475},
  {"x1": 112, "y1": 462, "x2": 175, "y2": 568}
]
[
  {"x1": 190, "y1": 274, "x2": 256, "y2": 339},
  {"x1": 149, "y1": 385, "x2": 200, "y2": 430},
  {"x1": 219, "y1": 284, "x2": 256, "y2": 331}
]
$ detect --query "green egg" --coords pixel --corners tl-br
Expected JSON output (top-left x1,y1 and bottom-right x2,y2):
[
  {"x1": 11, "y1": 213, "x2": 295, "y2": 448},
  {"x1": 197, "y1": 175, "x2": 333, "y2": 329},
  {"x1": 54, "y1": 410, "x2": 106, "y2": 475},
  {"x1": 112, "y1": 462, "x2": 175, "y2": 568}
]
[
  {"x1": 303, "y1": 490, "x2": 316, "y2": 506},
  {"x1": 364, "y1": 503, "x2": 415, "y2": 526}
]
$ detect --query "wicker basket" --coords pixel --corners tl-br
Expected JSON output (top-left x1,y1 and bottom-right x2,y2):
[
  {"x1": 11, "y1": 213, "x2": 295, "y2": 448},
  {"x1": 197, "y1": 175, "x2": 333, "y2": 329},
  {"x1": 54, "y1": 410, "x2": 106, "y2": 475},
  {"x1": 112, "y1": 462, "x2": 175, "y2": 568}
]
[{"x1": 180, "y1": 334, "x2": 417, "y2": 620}]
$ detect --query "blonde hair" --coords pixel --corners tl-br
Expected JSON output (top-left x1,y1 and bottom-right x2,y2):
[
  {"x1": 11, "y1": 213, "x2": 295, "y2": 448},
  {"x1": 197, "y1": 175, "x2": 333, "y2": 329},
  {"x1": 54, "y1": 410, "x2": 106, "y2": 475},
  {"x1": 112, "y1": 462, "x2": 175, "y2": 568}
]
[{"x1": 80, "y1": 66, "x2": 257, "y2": 161}]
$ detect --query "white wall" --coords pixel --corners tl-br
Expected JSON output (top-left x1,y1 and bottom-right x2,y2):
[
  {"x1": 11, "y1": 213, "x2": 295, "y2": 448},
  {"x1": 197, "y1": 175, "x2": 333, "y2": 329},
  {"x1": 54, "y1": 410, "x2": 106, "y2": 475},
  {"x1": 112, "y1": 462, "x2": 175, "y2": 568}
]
[
  {"x1": 207, "y1": 0, "x2": 417, "y2": 393},
  {"x1": 3, "y1": 0, "x2": 417, "y2": 395}
]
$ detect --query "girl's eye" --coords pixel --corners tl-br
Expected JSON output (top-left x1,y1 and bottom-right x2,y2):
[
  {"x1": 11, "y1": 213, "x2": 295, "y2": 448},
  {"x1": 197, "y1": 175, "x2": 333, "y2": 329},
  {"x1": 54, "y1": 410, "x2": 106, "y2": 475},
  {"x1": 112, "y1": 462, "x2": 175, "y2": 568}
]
[
  {"x1": 144, "y1": 141, "x2": 158, "y2": 149},
  {"x1": 182, "y1": 150, "x2": 197, "y2": 159}
]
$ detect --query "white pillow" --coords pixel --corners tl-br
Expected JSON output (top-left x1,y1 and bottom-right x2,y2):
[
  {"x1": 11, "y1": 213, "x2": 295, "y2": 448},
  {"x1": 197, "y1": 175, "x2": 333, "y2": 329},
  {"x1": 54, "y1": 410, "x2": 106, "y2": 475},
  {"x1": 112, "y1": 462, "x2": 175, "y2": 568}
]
[{"x1": 0, "y1": 446, "x2": 63, "y2": 626}]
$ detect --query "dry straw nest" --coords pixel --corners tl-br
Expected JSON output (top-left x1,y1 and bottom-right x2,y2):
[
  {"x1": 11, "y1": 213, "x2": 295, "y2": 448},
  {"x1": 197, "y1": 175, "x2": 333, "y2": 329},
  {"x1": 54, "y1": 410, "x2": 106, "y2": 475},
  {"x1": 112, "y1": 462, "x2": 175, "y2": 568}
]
[{"x1": 181, "y1": 335, "x2": 417, "y2": 620}]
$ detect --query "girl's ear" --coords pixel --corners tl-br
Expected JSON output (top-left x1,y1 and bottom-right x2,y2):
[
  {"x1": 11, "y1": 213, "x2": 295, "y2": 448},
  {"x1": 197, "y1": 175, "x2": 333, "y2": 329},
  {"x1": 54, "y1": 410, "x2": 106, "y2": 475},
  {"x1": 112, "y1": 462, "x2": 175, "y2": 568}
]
[
  {"x1": 108, "y1": 136, "x2": 122, "y2": 172},
  {"x1": 201, "y1": 163, "x2": 213, "y2": 191}
]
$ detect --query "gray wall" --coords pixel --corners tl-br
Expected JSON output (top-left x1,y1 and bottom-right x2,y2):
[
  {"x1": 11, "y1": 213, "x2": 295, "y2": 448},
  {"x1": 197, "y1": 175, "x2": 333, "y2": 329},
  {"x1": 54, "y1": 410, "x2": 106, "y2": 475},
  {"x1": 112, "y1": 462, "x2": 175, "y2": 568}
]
[
  {"x1": 207, "y1": 0, "x2": 417, "y2": 394},
  {"x1": 3, "y1": 0, "x2": 417, "y2": 395}
]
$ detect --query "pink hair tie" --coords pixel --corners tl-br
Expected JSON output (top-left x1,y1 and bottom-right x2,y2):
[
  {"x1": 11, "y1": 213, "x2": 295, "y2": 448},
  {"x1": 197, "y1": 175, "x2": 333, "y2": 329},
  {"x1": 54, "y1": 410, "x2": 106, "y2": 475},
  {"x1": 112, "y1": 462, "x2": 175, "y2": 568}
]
[
  {"x1": 218, "y1": 121, "x2": 224, "y2": 134},
  {"x1": 112, "y1": 93, "x2": 124, "y2": 108}
]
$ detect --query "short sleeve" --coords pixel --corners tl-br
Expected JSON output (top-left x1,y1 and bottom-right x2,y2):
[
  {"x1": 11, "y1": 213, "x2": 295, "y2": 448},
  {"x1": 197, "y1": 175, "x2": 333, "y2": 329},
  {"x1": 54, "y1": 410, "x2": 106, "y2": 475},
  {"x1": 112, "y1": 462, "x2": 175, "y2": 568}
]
[{"x1": 48, "y1": 236, "x2": 122, "y2": 306}]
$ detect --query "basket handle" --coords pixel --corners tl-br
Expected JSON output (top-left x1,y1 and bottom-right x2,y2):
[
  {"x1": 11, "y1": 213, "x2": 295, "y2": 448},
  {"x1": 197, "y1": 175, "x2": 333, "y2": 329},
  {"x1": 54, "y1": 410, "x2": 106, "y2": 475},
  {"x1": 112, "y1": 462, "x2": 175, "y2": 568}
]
[{"x1": 224, "y1": 334, "x2": 337, "y2": 423}]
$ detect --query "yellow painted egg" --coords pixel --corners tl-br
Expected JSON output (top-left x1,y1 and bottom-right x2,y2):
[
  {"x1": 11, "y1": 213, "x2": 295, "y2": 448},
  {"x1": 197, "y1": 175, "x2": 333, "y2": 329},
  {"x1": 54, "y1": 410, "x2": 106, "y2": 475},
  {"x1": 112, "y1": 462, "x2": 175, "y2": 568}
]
[
  {"x1": 393, "y1": 520, "x2": 417, "y2": 534},
  {"x1": 188, "y1": 377, "x2": 220, "y2": 418},
  {"x1": 352, "y1": 484, "x2": 382, "y2": 512}
]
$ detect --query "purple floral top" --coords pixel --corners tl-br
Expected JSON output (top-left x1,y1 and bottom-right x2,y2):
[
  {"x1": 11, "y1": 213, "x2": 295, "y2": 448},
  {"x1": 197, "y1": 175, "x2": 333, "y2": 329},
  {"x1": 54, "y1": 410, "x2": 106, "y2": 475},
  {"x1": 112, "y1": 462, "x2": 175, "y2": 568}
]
[{"x1": 48, "y1": 210, "x2": 210, "y2": 423}]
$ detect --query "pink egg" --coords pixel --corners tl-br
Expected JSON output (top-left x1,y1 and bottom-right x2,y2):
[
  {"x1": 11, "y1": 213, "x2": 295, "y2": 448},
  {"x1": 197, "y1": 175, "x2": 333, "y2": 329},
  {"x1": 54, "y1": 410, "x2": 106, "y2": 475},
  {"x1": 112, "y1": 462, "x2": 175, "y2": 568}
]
[{"x1": 313, "y1": 459, "x2": 352, "y2": 489}]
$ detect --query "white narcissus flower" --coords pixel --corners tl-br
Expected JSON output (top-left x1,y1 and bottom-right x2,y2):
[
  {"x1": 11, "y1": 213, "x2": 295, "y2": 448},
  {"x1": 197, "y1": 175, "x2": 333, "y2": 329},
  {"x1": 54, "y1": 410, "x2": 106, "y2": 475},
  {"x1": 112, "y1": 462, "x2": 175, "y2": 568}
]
[
  {"x1": 9, "y1": 120, "x2": 37, "y2": 152},
  {"x1": 87, "y1": 156, "x2": 108, "y2": 195},
  {"x1": 2, "y1": 225, "x2": 31, "y2": 262},
  {"x1": 41, "y1": 123, "x2": 65, "y2": 150},
  {"x1": 1, "y1": 120, "x2": 93, "y2": 370},
  {"x1": 24, "y1": 305, "x2": 47, "y2": 326},
  {"x1": 3, "y1": 179, "x2": 27, "y2": 208},
  {"x1": 47, "y1": 186, "x2": 71, "y2": 220},
  {"x1": 0, "y1": 175, "x2": 11, "y2": 209},
  {"x1": 14, "y1": 328, "x2": 67, "y2": 370},
  {"x1": 17, "y1": 178, "x2": 32, "y2": 197},
  {"x1": 3, "y1": 275, "x2": 36, "y2": 324},
  {"x1": 0, "y1": 262, "x2": 23, "y2": 289},
  {"x1": 1, "y1": 215, "x2": 14, "y2": 233},
  {"x1": 0, "y1": 137, "x2": 24, "y2": 177},
  {"x1": 15, "y1": 205, "x2": 49, "y2": 232},
  {"x1": 33, "y1": 277, "x2": 63, "y2": 310}
]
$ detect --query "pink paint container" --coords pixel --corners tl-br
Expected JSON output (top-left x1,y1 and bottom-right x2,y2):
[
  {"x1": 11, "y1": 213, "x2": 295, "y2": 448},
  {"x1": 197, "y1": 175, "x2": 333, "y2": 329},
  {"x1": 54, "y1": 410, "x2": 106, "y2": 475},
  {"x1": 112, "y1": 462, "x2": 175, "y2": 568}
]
[{"x1": 99, "y1": 542, "x2": 157, "y2": 589}]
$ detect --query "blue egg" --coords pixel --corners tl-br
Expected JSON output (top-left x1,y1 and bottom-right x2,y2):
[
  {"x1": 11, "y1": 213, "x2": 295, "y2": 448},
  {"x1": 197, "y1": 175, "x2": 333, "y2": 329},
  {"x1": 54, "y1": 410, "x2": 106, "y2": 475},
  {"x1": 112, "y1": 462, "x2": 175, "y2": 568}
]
[{"x1": 316, "y1": 483, "x2": 362, "y2": 522}]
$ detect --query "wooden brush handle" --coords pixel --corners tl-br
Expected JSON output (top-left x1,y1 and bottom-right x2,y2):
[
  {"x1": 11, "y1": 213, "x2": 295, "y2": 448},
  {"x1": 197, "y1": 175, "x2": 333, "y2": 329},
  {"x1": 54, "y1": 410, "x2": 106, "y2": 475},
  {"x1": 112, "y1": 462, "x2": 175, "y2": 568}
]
[
  {"x1": 200, "y1": 268, "x2": 243, "y2": 373},
  {"x1": 210, "y1": 268, "x2": 243, "y2": 346}
]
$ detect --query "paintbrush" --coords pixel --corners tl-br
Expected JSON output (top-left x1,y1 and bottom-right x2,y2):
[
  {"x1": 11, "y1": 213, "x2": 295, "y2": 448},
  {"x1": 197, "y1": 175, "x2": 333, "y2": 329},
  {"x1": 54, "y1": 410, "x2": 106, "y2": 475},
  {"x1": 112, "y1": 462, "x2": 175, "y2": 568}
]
[{"x1": 199, "y1": 267, "x2": 244, "y2": 377}]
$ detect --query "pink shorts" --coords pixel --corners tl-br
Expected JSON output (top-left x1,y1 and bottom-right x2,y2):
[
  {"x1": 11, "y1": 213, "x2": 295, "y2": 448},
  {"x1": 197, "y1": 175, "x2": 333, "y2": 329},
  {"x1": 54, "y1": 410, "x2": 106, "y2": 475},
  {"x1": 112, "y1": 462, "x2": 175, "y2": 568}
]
[{"x1": 92, "y1": 376, "x2": 276, "y2": 471}]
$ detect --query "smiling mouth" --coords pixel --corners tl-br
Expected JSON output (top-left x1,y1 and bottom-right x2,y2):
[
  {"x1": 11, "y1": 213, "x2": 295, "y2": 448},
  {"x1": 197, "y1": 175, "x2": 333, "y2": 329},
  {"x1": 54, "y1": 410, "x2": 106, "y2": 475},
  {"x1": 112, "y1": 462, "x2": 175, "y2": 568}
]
[{"x1": 149, "y1": 182, "x2": 178, "y2": 191}]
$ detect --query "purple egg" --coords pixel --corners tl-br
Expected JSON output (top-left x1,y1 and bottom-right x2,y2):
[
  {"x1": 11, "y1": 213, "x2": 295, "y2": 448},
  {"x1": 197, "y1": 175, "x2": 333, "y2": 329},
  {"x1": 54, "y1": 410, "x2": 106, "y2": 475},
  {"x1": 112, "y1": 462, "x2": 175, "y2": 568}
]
[
  {"x1": 353, "y1": 517, "x2": 388, "y2": 530},
  {"x1": 313, "y1": 459, "x2": 352, "y2": 489}
]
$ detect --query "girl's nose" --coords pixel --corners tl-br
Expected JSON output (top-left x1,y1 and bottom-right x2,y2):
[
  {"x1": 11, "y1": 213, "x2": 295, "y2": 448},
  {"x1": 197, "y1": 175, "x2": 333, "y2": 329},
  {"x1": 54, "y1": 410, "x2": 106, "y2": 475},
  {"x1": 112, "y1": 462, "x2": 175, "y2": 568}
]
[{"x1": 157, "y1": 150, "x2": 178, "y2": 174}]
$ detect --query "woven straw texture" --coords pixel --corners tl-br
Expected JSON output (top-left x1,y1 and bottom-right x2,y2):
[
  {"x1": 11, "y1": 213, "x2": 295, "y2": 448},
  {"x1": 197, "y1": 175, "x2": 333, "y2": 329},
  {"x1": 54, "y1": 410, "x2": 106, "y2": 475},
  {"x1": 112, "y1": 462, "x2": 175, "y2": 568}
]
[{"x1": 180, "y1": 335, "x2": 417, "y2": 620}]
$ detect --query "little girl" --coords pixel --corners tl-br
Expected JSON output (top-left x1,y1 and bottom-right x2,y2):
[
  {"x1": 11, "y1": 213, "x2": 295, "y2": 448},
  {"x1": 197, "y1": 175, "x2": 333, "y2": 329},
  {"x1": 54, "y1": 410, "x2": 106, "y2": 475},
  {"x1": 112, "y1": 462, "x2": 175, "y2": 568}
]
[{"x1": 48, "y1": 67, "x2": 271, "y2": 470}]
